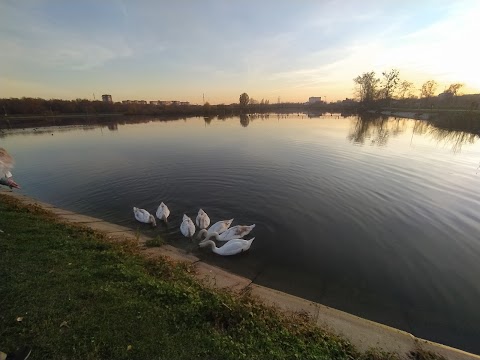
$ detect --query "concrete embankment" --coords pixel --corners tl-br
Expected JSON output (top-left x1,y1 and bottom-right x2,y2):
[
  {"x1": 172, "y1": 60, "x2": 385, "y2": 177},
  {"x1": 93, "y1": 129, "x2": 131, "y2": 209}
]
[{"x1": 1, "y1": 189, "x2": 479, "y2": 360}]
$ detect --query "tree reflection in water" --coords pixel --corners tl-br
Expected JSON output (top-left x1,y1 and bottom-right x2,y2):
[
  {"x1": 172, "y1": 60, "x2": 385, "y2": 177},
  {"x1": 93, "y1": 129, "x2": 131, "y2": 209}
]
[
  {"x1": 348, "y1": 113, "x2": 479, "y2": 153},
  {"x1": 347, "y1": 113, "x2": 407, "y2": 146}
]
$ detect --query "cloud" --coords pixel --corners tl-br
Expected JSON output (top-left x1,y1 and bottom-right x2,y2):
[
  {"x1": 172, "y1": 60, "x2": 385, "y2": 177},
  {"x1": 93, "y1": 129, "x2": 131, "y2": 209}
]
[{"x1": 0, "y1": 1, "x2": 133, "y2": 71}]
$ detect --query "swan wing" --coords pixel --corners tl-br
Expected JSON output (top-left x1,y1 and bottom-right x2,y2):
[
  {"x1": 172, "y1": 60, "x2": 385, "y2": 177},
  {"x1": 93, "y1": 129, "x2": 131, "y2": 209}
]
[
  {"x1": 180, "y1": 221, "x2": 189, "y2": 237},
  {"x1": 218, "y1": 224, "x2": 255, "y2": 241},
  {"x1": 134, "y1": 208, "x2": 151, "y2": 223},
  {"x1": 216, "y1": 239, "x2": 249, "y2": 256},
  {"x1": 156, "y1": 203, "x2": 170, "y2": 220},
  {"x1": 180, "y1": 218, "x2": 195, "y2": 237},
  {"x1": 208, "y1": 219, "x2": 234, "y2": 234},
  {"x1": 163, "y1": 203, "x2": 170, "y2": 218}
]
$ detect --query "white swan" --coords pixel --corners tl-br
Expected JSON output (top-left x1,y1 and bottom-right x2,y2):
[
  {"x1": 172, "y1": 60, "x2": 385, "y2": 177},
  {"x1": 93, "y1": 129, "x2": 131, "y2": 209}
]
[
  {"x1": 180, "y1": 214, "x2": 195, "y2": 238},
  {"x1": 199, "y1": 237, "x2": 255, "y2": 256},
  {"x1": 196, "y1": 219, "x2": 234, "y2": 239},
  {"x1": 0, "y1": 147, "x2": 14, "y2": 176},
  {"x1": 156, "y1": 202, "x2": 170, "y2": 223},
  {"x1": 202, "y1": 224, "x2": 256, "y2": 242},
  {"x1": 195, "y1": 208, "x2": 210, "y2": 229},
  {"x1": 133, "y1": 207, "x2": 156, "y2": 227}
]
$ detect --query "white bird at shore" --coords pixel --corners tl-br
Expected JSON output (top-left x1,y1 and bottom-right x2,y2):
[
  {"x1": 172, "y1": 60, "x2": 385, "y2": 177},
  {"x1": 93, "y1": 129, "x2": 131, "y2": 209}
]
[
  {"x1": 156, "y1": 202, "x2": 170, "y2": 223},
  {"x1": 180, "y1": 214, "x2": 196, "y2": 239},
  {"x1": 202, "y1": 224, "x2": 256, "y2": 242},
  {"x1": 195, "y1": 208, "x2": 210, "y2": 229},
  {"x1": 199, "y1": 237, "x2": 255, "y2": 256},
  {"x1": 133, "y1": 207, "x2": 156, "y2": 227},
  {"x1": 0, "y1": 147, "x2": 14, "y2": 176},
  {"x1": 196, "y1": 219, "x2": 233, "y2": 239}
]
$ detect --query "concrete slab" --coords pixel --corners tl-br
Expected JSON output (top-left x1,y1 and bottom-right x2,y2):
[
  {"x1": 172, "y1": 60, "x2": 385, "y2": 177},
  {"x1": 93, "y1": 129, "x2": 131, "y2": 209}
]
[
  {"x1": 104, "y1": 231, "x2": 149, "y2": 243},
  {"x1": 193, "y1": 262, "x2": 251, "y2": 292},
  {"x1": 415, "y1": 338, "x2": 480, "y2": 360},
  {"x1": 57, "y1": 213, "x2": 103, "y2": 223},
  {"x1": 1, "y1": 191, "x2": 54, "y2": 208},
  {"x1": 247, "y1": 283, "x2": 319, "y2": 321},
  {"x1": 44, "y1": 207, "x2": 77, "y2": 215},
  {"x1": 141, "y1": 245, "x2": 200, "y2": 264},
  {"x1": 314, "y1": 302, "x2": 415, "y2": 355},
  {"x1": 80, "y1": 221, "x2": 133, "y2": 234}
]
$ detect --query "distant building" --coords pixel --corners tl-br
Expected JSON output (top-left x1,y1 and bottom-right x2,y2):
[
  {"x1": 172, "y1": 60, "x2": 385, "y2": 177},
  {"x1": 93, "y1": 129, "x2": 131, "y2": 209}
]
[
  {"x1": 308, "y1": 96, "x2": 322, "y2": 104},
  {"x1": 102, "y1": 94, "x2": 113, "y2": 103},
  {"x1": 121, "y1": 100, "x2": 147, "y2": 105},
  {"x1": 150, "y1": 101, "x2": 160, "y2": 105}
]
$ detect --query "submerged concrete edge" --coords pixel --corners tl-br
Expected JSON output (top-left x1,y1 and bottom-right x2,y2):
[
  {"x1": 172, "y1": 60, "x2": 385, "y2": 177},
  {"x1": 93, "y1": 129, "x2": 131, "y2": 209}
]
[{"x1": 1, "y1": 190, "x2": 479, "y2": 360}]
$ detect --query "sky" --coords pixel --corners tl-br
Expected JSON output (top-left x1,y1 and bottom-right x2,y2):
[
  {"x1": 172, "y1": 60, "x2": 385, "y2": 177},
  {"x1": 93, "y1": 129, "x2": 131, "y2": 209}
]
[{"x1": 1, "y1": 0, "x2": 479, "y2": 104}]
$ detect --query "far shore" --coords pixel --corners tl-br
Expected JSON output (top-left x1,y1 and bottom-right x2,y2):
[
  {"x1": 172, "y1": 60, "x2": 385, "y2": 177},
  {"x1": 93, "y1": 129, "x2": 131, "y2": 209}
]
[{"x1": 2, "y1": 108, "x2": 480, "y2": 135}]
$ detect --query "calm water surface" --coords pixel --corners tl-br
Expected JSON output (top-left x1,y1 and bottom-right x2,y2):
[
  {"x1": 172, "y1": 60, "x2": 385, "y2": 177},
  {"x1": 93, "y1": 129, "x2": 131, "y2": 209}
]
[{"x1": 2, "y1": 114, "x2": 480, "y2": 353}]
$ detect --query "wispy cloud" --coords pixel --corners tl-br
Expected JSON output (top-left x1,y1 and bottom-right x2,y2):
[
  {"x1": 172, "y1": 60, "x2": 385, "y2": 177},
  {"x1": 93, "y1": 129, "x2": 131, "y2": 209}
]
[
  {"x1": 1, "y1": 0, "x2": 479, "y2": 102},
  {"x1": 0, "y1": 1, "x2": 133, "y2": 71}
]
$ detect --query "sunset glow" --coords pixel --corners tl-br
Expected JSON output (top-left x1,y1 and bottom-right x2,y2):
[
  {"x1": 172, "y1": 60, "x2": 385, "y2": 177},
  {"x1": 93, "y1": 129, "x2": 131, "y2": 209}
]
[{"x1": 1, "y1": 0, "x2": 479, "y2": 103}]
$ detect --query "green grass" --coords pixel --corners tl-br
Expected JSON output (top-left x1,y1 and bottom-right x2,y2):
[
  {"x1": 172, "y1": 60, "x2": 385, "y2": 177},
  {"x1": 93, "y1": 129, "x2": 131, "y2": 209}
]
[
  {"x1": 0, "y1": 195, "x2": 444, "y2": 360},
  {"x1": 145, "y1": 235, "x2": 166, "y2": 247}
]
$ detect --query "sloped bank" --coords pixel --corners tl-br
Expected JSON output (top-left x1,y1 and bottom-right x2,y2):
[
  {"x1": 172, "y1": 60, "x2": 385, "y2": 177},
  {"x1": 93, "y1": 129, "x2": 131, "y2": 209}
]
[{"x1": 1, "y1": 190, "x2": 478, "y2": 360}]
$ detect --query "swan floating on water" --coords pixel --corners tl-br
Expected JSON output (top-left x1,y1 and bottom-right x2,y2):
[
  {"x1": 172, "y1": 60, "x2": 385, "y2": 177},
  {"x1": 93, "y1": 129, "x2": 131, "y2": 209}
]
[
  {"x1": 133, "y1": 207, "x2": 157, "y2": 227},
  {"x1": 156, "y1": 202, "x2": 170, "y2": 223},
  {"x1": 195, "y1": 208, "x2": 210, "y2": 229},
  {"x1": 199, "y1": 237, "x2": 255, "y2": 256},
  {"x1": 196, "y1": 219, "x2": 233, "y2": 239},
  {"x1": 180, "y1": 214, "x2": 196, "y2": 238},
  {"x1": 202, "y1": 224, "x2": 255, "y2": 242}
]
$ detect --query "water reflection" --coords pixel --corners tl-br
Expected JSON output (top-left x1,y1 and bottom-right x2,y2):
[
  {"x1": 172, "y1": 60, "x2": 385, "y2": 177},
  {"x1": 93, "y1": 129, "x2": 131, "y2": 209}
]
[
  {"x1": 240, "y1": 114, "x2": 249, "y2": 127},
  {"x1": 3, "y1": 114, "x2": 480, "y2": 353},
  {"x1": 347, "y1": 114, "x2": 405, "y2": 146},
  {"x1": 348, "y1": 113, "x2": 480, "y2": 153},
  {"x1": 429, "y1": 127, "x2": 479, "y2": 153}
]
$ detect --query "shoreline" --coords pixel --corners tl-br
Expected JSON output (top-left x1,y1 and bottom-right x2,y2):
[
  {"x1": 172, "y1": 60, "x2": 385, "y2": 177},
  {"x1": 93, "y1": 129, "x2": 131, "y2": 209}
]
[{"x1": 1, "y1": 189, "x2": 478, "y2": 360}]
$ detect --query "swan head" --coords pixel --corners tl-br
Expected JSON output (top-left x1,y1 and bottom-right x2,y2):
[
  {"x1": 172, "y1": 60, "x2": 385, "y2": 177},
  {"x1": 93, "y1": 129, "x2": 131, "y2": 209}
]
[
  {"x1": 133, "y1": 207, "x2": 138, "y2": 213},
  {"x1": 182, "y1": 214, "x2": 190, "y2": 221},
  {"x1": 199, "y1": 239, "x2": 215, "y2": 248},
  {"x1": 226, "y1": 219, "x2": 234, "y2": 227},
  {"x1": 198, "y1": 208, "x2": 205, "y2": 215}
]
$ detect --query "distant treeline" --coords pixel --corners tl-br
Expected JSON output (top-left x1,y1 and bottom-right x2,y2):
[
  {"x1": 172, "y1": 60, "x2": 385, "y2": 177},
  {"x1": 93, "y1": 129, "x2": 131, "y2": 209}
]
[
  {"x1": 353, "y1": 69, "x2": 480, "y2": 110},
  {"x1": 0, "y1": 97, "x2": 357, "y2": 118}
]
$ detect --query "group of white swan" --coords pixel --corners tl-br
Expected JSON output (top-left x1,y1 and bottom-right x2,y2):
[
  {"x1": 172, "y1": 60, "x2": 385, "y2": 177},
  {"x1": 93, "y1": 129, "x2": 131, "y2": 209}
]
[{"x1": 133, "y1": 203, "x2": 255, "y2": 256}]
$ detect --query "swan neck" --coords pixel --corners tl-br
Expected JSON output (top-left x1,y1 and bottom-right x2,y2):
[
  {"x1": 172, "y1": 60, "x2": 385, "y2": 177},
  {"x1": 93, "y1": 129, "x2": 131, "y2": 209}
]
[
  {"x1": 201, "y1": 240, "x2": 216, "y2": 251},
  {"x1": 205, "y1": 232, "x2": 220, "y2": 240},
  {"x1": 196, "y1": 229, "x2": 207, "y2": 240}
]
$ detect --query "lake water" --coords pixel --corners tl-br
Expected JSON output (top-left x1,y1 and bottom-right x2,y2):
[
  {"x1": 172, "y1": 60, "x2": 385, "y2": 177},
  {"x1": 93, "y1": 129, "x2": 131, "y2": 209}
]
[{"x1": 2, "y1": 114, "x2": 480, "y2": 354}]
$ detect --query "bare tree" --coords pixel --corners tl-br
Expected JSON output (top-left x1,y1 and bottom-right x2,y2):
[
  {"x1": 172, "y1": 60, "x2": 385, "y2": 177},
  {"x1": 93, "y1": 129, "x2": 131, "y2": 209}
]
[
  {"x1": 445, "y1": 83, "x2": 464, "y2": 96},
  {"x1": 353, "y1": 71, "x2": 380, "y2": 104},
  {"x1": 381, "y1": 69, "x2": 400, "y2": 100},
  {"x1": 398, "y1": 81, "x2": 414, "y2": 99},
  {"x1": 420, "y1": 80, "x2": 438, "y2": 99}
]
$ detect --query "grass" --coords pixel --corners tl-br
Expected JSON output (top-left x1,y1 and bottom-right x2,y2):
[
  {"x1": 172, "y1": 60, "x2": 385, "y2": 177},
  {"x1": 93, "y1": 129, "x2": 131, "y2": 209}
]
[
  {"x1": 0, "y1": 195, "x2": 445, "y2": 360},
  {"x1": 145, "y1": 235, "x2": 165, "y2": 247}
]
